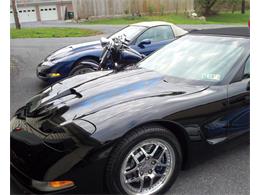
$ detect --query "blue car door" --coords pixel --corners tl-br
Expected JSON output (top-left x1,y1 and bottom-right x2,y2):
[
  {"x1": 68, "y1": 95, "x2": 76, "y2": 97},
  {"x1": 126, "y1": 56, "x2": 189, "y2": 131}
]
[
  {"x1": 130, "y1": 25, "x2": 175, "y2": 56},
  {"x1": 131, "y1": 39, "x2": 173, "y2": 56}
]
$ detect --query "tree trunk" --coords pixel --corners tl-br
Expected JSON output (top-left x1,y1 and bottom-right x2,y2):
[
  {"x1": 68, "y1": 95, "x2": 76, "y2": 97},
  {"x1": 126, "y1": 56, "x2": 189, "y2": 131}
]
[
  {"x1": 241, "y1": 0, "x2": 246, "y2": 14},
  {"x1": 203, "y1": 0, "x2": 218, "y2": 16},
  {"x1": 11, "y1": 0, "x2": 21, "y2": 29},
  {"x1": 204, "y1": 7, "x2": 210, "y2": 16}
]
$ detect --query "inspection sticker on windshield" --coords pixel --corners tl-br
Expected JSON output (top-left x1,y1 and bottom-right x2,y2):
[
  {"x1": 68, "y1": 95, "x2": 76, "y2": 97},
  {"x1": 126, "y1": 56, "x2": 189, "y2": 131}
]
[{"x1": 202, "y1": 73, "x2": 221, "y2": 81}]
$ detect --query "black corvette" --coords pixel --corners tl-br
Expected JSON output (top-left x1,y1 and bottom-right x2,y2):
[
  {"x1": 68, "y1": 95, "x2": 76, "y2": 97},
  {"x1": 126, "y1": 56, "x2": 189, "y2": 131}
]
[{"x1": 11, "y1": 28, "x2": 249, "y2": 195}]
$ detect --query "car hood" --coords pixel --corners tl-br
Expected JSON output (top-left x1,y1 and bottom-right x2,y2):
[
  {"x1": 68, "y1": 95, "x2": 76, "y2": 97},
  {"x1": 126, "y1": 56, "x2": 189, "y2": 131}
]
[
  {"x1": 47, "y1": 40, "x2": 101, "y2": 61},
  {"x1": 25, "y1": 68, "x2": 208, "y2": 123}
]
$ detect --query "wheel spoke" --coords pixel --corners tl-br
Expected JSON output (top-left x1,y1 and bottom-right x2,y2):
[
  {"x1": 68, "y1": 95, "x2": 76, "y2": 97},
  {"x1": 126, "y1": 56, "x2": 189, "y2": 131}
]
[
  {"x1": 158, "y1": 148, "x2": 166, "y2": 161},
  {"x1": 140, "y1": 147, "x2": 149, "y2": 157},
  {"x1": 131, "y1": 153, "x2": 140, "y2": 165},
  {"x1": 139, "y1": 178, "x2": 144, "y2": 192},
  {"x1": 149, "y1": 176, "x2": 154, "y2": 188},
  {"x1": 126, "y1": 176, "x2": 141, "y2": 184},
  {"x1": 124, "y1": 167, "x2": 138, "y2": 175},
  {"x1": 150, "y1": 145, "x2": 160, "y2": 157}
]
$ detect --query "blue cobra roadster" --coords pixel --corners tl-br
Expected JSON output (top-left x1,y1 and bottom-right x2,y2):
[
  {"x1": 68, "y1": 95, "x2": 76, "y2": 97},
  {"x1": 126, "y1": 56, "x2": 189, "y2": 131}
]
[{"x1": 36, "y1": 21, "x2": 187, "y2": 83}]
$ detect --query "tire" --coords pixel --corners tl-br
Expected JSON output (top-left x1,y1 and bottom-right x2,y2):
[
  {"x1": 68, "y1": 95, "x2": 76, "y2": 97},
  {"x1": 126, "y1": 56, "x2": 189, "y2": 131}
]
[
  {"x1": 106, "y1": 124, "x2": 182, "y2": 195},
  {"x1": 70, "y1": 59, "x2": 98, "y2": 76}
]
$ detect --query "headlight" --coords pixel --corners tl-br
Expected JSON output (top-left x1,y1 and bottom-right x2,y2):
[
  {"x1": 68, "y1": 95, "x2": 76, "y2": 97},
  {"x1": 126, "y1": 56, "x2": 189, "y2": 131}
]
[{"x1": 48, "y1": 73, "x2": 61, "y2": 78}]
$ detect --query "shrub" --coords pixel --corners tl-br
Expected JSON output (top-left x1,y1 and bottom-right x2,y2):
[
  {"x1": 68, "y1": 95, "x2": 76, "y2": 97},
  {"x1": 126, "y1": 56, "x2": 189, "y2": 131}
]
[
  {"x1": 196, "y1": 0, "x2": 218, "y2": 16},
  {"x1": 160, "y1": 4, "x2": 165, "y2": 15},
  {"x1": 148, "y1": 4, "x2": 155, "y2": 16}
]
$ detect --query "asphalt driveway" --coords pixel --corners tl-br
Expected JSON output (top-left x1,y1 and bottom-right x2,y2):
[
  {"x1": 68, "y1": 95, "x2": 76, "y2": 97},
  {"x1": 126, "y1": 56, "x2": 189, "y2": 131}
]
[{"x1": 10, "y1": 25, "x2": 249, "y2": 195}]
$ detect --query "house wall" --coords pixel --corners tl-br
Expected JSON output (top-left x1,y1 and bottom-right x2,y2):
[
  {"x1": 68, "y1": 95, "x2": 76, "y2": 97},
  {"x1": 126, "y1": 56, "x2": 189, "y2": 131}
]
[{"x1": 10, "y1": 0, "x2": 73, "y2": 23}]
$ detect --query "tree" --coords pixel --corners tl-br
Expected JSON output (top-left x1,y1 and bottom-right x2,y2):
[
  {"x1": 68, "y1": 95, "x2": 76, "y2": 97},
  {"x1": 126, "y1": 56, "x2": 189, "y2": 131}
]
[
  {"x1": 11, "y1": 0, "x2": 21, "y2": 29},
  {"x1": 197, "y1": 0, "x2": 218, "y2": 16},
  {"x1": 228, "y1": 0, "x2": 240, "y2": 13},
  {"x1": 241, "y1": 0, "x2": 246, "y2": 14}
]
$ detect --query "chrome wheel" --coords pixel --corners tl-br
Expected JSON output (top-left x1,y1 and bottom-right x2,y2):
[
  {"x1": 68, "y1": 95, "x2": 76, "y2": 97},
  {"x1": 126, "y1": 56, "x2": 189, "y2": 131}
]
[{"x1": 120, "y1": 138, "x2": 175, "y2": 195}]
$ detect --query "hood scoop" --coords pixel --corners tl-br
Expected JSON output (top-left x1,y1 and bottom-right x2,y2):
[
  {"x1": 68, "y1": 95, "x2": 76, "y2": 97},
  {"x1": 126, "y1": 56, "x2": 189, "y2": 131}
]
[
  {"x1": 44, "y1": 88, "x2": 82, "y2": 104},
  {"x1": 27, "y1": 88, "x2": 82, "y2": 117}
]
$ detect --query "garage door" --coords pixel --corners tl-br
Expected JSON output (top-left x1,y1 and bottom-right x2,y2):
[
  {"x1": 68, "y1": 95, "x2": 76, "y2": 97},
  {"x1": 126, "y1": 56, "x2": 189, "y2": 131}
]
[
  {"x1": 39, "y1": 5, "x2": 58, "y2": 21},
  {"x1": 10, "y1": 6, "x2": 37, "y2": 23}
]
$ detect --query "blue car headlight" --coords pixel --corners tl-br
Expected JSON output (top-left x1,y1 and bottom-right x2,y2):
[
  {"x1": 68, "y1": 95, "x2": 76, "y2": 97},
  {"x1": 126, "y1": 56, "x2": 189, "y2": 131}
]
[{"x1": 47, "y1": 73, "x2": 62, "y2": 78}]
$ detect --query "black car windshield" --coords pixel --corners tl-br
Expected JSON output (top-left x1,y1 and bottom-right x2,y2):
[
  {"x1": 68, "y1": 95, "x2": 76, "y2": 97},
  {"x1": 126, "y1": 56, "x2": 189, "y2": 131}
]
[
  {"x1": 139, "y1": 35, "x2": 248, "y2": 83},
  {"x1": 109, "y1": 25, "x2": 146, "y2": 41}
]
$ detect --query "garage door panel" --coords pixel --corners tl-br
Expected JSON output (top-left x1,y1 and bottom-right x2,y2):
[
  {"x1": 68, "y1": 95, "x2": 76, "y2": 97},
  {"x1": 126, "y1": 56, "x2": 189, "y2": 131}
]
[
  {"x1": 40, "y1": 5, "x2": 58, "y2": 21},
  {"x1": 10, "y1": 6, "x2": 37, "y2": 23}
]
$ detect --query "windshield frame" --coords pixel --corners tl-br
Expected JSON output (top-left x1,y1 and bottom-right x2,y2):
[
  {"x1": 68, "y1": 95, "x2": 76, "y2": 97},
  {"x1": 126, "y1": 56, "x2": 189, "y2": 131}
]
[{"x1": 137, "y1": 34, "x2": 250, "y2": 86}]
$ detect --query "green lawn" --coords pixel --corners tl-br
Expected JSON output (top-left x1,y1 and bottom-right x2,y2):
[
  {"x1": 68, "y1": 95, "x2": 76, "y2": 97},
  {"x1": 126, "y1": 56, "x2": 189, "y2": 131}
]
[
  {"x1": 11, "y1": 27, "x2": 102, "y2": 39},
  {"x1": 82, "y1": 11, "x2": 249, "y2": 25},
  {"x1": 206, "y1": 11, "x2": 249, "y2": 24}
]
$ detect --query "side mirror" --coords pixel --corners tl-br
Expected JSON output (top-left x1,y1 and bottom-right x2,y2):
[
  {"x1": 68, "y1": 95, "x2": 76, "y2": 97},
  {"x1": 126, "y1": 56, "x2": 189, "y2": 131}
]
[
  {"x1": 243, "y1": 73, "x2": 250, "y2": 80},
  {"x1": 138, "y1": 39, "x2": 151, "y2": 48}
]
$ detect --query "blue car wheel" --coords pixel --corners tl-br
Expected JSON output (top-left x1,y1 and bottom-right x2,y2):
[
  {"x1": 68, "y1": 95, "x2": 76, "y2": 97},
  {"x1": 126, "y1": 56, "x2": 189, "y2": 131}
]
[{"x1": 70, "y1": 59, "x2": 99, "y2": 76}]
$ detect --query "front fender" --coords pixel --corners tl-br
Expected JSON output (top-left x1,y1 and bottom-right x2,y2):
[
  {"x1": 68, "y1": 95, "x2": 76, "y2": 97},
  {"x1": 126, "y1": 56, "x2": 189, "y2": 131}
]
[
  {"x1": 69, "y1": 49, "x2": 102, "y2": 66},
  {"x1": 85, "y1": 96, "x2": 193, "y2": 144},
  {"x1": 52, "y1": 49, "x2": 103, "y2": 75}
]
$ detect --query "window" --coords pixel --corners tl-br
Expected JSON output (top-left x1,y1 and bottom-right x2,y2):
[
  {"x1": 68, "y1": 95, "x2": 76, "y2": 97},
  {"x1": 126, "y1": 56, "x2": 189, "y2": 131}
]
[
  {"x1": 28, "y1": 10, "x2": 30, "y2": 12},
  {"x1": 10, "y1": 11, "x2": 13, "y2": 13},
  {"x1": 49, "y1": 8, "x2": 52, "y2": 10},
  {"x1": 109, "y1": 25, "x2": 146, "y2": 41},
  {"x1": 23, "y1": 10, "x2": 26, "y2": 12},
  {"x1": 243, "y1": 57, "x2": 250, "y2": 79},
  {"x1": 53, "y1": 8, "x2": 56, "y2": 10},
  {"x1": 139, "y1": 35, "x2": 248, "y2": 83},
  {"x1": 136, "y1": 26, "x2": 174, "y2": 44},
  {"x1": 45, "y1": 9, "x2": 48, "y2": 11},
  {"x1": 32, "y1": 10, "x2": 35, "y2": 12},
  {"x1": 19, "y1": 10, "x2": 22, "y2": 13},
  {"x1": 41, "y1": 9, "x2": 43, "y2": 11}
]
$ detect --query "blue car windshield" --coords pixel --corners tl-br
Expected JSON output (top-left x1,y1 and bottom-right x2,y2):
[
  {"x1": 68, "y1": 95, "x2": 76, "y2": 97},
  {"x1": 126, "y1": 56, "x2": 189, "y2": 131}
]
[
  {"x1": 139, "y1": 35, "x2": 248, "y2": 83},
  {"x1": 109, "y1": 25, "x2": 146, "y2": 41}
]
